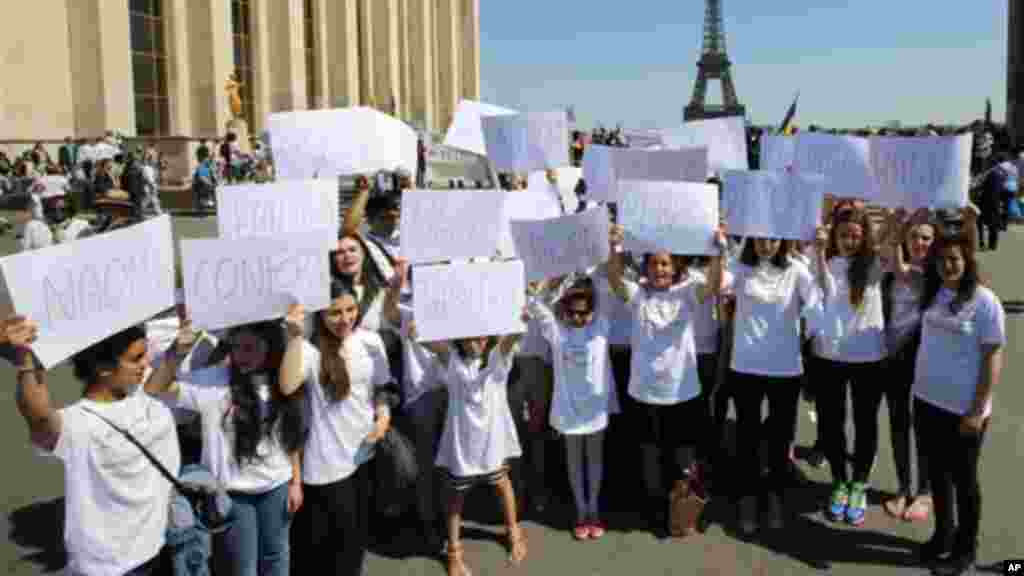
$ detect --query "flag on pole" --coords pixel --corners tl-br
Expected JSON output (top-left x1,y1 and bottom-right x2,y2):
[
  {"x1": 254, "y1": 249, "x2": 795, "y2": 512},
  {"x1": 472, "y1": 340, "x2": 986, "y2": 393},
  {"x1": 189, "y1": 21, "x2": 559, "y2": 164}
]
[
  {"x1": 567, "y1": 105, "x2": 577, "y2": 124},
  {"x1": 779, "y1": 92, "x2": 799, "y2": 135},
  {"x1": 985, "y1": 98, "x2": 992, "y2": 126}
]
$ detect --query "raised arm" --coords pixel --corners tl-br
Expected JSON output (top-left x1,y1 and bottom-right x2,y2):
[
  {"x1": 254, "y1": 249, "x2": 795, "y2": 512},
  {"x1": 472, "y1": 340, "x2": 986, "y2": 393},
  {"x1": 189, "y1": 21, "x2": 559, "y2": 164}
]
[
  {"x1": 383, "y1": 258, "x2": 408, "y2": 328},
  {"x1": 341, "y1": 176, "x2": 371, "y2": 237},
  {"x1": 7, "y1": 317, "x2": 62, "y2": 451},
  {"x1": 813, "y1": 226, "x2": 832, "y2": 296},
  {"x1": 279, "y1": 304, "x2": 307, "y2": 396},
  {"x1": 709, "y1": 227, "x2": 728, "y2": 298},
  {"x1": 607, "y1": 224, "x2": 630, "y2": 301},
  {"x1": 143, "y1": 318, "x2": 196, "y2": 396}
]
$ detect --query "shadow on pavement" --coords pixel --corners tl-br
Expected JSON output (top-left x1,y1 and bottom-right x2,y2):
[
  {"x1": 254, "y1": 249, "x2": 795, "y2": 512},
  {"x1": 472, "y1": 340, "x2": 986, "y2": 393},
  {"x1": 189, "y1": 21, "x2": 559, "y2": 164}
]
[{"x1": 8, "y1": 497, "x2": 67, "y2": 573}]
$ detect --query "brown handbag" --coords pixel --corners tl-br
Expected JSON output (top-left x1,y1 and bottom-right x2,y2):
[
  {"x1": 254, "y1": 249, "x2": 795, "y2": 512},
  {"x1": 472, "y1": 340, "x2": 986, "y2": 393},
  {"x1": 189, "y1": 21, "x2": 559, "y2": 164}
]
[{"x1": 668, "y1": 477, "x2": 706, "y2": 538}]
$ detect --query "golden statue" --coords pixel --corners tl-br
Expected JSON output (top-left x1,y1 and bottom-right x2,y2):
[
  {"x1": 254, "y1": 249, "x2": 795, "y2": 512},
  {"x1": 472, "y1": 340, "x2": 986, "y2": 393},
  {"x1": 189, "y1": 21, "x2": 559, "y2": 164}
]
[{"x1": 225, "y1": 72, "x2": 244, "y2": 119}]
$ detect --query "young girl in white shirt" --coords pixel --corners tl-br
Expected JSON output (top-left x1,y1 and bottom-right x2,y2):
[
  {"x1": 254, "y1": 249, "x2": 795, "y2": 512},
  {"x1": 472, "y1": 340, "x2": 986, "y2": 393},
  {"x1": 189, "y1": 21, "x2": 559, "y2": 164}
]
[
  {"x1": 527, "y1": 276, "x2": 619, "y2": 541},
  {"x1": 608, "y1": 225, "x2": 707, "y2": 538},
  {"x1": 278, "y1": 283, "x2": 393, "y2": 576},
  {"x1": 709, "y1": 230, "x2": 822, "y2": 535},
  {"x1": 419, "y1": 323, "x2": 527, "y2": 576},
  {"x1": 812, "y1": 207, "x2": 888, "y2": 526},
  {"x1": 913, "y1": 230, "x2": 1004, "y2": 575},
  {"x1": 146, "y1": 319, "x2": 306, "y2": 576}
]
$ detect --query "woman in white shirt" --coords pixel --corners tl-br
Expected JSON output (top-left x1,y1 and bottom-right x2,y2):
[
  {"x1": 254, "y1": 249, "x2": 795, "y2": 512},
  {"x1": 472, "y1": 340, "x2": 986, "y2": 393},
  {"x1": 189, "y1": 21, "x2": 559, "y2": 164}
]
[
  {"x1": 709, "y1": 229, "x2": 822, "y2": 535},
  {"x1": 4, "y1": 191, "x2": 53, "y2": 252},
  {"x1": 527, "y1": 277, "x2": 619, "y2": 540},
  {"x1": 913, "y1": 231, "x2": 1004, "y2": 575},
  {"x1": 11, "y1": 321, "x2": 180, "y2": 576},
  {"x1": 812, "y1": 207, "x2": 888, "y2": 527},
  {"x1": 608, "y1": 225, "x2": 706, "y2": 538},
  {"x1": 420, "y1": 324, "x2": 526, "y2": 576},
  {"x1": 279, "y1": 283, "x2": 393, "y2": 576},
  {"x1": 146, "y1": 319, "x2": 306, "y2": 576}
]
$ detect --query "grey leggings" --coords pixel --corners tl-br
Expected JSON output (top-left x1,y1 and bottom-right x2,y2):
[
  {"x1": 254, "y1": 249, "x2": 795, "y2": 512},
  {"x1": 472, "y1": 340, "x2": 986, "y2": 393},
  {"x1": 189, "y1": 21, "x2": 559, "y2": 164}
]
[{"x1": 884, "y1": 341, "x2": 931, "y2": 497}]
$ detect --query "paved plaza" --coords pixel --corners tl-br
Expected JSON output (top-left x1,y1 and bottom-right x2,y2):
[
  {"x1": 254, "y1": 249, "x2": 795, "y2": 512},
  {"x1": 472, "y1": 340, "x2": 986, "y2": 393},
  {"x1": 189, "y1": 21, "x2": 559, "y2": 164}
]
[{"x1": 1, "y1": 216, "x2": 1021, "y2": 575}]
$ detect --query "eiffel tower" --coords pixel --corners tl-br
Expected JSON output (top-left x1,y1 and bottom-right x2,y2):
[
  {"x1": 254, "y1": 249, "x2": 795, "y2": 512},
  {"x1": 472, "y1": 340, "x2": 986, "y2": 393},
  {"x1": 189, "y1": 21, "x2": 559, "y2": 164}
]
[{"x1": 684, "y1": 0, "x2": 746, "y2": 121}]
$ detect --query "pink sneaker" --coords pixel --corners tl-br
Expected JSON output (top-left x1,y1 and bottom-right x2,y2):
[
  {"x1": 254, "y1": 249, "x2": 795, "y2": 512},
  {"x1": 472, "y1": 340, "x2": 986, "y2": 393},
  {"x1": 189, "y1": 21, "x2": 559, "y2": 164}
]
[{"x1": 587, "y1": 520, "x2": 606, "y2": 540}]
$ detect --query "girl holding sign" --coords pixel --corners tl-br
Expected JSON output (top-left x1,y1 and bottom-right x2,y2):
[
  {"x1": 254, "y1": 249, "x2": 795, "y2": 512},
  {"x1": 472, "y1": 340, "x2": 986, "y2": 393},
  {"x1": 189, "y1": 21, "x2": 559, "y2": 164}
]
[
  {"x1": 278, "y1": 284, "x2": 393, "y2": 575},
  {"x1": 416, "y1": 319, "x2": 527, "y2": 575},
  {"x1": 608, "y1": 225, "x2": 708, "y2": 538},
  {"x1": 526, "y1": 276, "x2": 620, "y2": 540},
  {"x1": 708, "y1": 229, "x2": 823, "y2": 536},
  {"x1": 145, "y1": 319, "x2": 307, "y2": 576},
  {"x1": 913, "y1": 230, "x2": 1004, "y2": 575},
  {"x1": 812, "y1": 207, "x2": 887, "y2": 526}
]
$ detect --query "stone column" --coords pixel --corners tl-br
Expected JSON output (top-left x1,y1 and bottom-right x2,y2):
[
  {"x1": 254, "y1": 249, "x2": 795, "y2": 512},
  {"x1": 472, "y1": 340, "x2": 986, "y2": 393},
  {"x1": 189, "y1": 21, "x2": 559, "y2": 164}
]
[
  {"x1": 407, "y1": 0, "x2": 436, "y2": 131},
  {"x1": 188, "y1": 0, "x2": 233, "y2": 138},
  {"x1": 435, "y1": 0, "x2": 461, "y2": 133},
  {"x1": 310, "y1": 0, "x2": 331, "y2": 109},
  {"x1": 249, "y1": 0, "x2": 273, "y2": 133},
  {"x1": 396, "y1": 0, "x2": 412, "y2": 121},
  {"x1": 357, "y1": 0, "x2": 376, "y2": 107},
  {"x1": 460, "y1": 0, "x2": 480, "y2": 100},
  {"x1": 266, "y1": 0, "x2": 306, "y2": 113},
  {"x1": 66, "y1": 0, "x2": 134, "y2": 137},
  {"x1": 371, "y1": 0, "x2": 401, "y2": 116},
  {"x1": 326, "y1": 0, "x2": 360, "y2": 108},
  {"x1": 164, "y1": 0, "x2": 194, "y2": 136}
]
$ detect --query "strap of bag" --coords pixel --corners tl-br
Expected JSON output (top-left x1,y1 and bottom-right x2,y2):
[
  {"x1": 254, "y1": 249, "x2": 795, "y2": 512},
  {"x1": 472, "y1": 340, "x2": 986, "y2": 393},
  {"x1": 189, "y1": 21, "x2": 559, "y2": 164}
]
[{"x1": 79, "y1": 405, "x2": 187, "y2": 494}]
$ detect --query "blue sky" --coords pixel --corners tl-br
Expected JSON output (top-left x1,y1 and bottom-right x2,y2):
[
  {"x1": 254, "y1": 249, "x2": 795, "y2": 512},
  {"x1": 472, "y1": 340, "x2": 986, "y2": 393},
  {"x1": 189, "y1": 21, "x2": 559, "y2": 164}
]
[{"x1": 479, "y1": 1, "x2": 1008, "y2": 130}]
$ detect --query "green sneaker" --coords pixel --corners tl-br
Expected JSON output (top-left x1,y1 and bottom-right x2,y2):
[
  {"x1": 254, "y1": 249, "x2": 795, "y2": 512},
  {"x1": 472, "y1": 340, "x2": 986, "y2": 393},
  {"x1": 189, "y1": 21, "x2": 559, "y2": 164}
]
[
  {"x1": 846, "y1": 482, "x2": 868, "y2": 526},
  {"x1": 827, "y1": 482, "x2": 849, "y2": 521}
]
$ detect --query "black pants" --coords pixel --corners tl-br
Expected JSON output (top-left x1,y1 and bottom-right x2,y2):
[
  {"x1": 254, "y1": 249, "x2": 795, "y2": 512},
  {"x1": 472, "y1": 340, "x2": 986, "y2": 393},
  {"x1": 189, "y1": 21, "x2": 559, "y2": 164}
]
[
  {"x1": 815, "y1": 359, "x2": 885, "y2": 484},
  {"x1": 978, "y1": 209, "x2": 1000, "y2": 250},
  {"x1": 730, "y1": 370, "x2": 801, "y2": 497},
  {"x1": 916, "y1": 399, "x2": 987, "y2": 557},
  {"x1": 292, "y1": 463, "x2": 372, "y2": 576},
  {"x1": 884, "y1": 342, "x2": 930, "y2": 497},
  {"x1": 696, "y1": 352, "x2": 719, "y2": 464}
]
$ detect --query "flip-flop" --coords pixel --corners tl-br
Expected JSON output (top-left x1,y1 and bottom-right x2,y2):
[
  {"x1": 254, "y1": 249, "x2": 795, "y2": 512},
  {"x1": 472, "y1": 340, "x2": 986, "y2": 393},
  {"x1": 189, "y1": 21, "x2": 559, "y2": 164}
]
[
  {"x1": 883, "y1": 495, "x2": 907, "y2": 519},
  {"x1": 903, "y1": 495, "x2": 932, "y2": 522}
]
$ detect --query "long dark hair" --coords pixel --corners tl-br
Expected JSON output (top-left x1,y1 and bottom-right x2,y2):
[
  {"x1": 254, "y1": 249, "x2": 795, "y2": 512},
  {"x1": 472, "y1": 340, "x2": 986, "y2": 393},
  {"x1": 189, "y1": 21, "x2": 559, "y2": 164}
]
[
  {"x1": 739, "y1": 238, "x2": 793, "y2": 269},
  {"x1": 921, "y1": 230, "x2": 982, "y2": 315},
  {"x1": 556, "y1": 277, "x2": 597, "y2": 321},
  {"x1": 331, "y1": 233, "x2": 386, "y2": 326},
  {"x1": 223, "y1": 321, "x2": 305, "y2": 465},
  {"x1": 826, "y1": 208, "x2": 878, "y2": 309},
  {"x1": 315, "y1": 281, "x2": 357, "y2": 402}
]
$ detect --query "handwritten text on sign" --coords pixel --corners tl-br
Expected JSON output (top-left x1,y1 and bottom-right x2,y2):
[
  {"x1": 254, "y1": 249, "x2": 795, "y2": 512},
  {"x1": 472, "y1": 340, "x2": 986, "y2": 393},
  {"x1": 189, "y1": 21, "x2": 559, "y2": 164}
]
[
  {"x1": 618, "y1": 181, "x2": 719, "y2": 255},
  {"x1": 870, "y1": 135, "x2": 971, "y2": 209},
  {"x1": 400, "y1": 189, "x2": 509, "y2": 263},
  {"x1": 482, "y1": 111, "x2": 570, "y2": 173},
  {"x1": 583, "y1": 145, "x2": 709, "y2": 202},
  {"x1": 0, "y1": 216, "x2": 176, "y2": 368},
  {"x1": 660, "y1": 116, "x2": 749, "y2": 175},
  {"x1": 722, "y1": 170, "x2": 825, "y2": 241},
  {"x1": 413, "y1": 260, "x2": 526, "y2": 342},
  {"x1": 181, "y1": 230, "x2": 330, "y2": 331},
  {"x1": 217, "y1": 179, "x2": 339, "y2": 240},
  {"x1": 510, "y1": 205, "x2": 611, "y2": 282}
]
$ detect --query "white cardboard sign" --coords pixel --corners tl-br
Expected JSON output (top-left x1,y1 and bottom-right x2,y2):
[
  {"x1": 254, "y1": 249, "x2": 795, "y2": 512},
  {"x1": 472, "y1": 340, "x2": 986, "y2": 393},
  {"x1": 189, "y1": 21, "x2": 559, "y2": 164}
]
[
  {"x1": 759, "y1": 133, "x2": 874, "y2": 202},
  {"x1": 510, "y1": 205, "x2": 611, "y2": 282},
  {"x1": 443, "y1": 99, "x2": 519, "y2": 156},
  {"x1": 870, "y1": 134, "x2": 972, "y2": 209},
  {"x1": 0, "y1": 216, "x2": 176, "y2": 368},
  {"x1": 660, "y1": 116, "x2": 749, "y2": 175},
  {"x1": 265, "y1": 106, "x2": 417, "y2": 180},
  {"x1": 482, "y1": 110, "x2": 570, "y2": 172},
  {"x1": 618, "y1": 181, "x2": 719, "y2": 255},
  {"x1": 527, "y1": 166, "x2": 581, "y2": 214},
  {"x1": 722, "y1": 170, "x2": 826, "y2": 241},
  {"x1": 181, "y1": 230, "x2": 331, "y2": 331},
  {"x1": 583, "y1": 145, "x2": 709, "y2": 202},
  {"x1": 217, "y1": 179, "x2": 339, "y2": 240},
  {"x1": 413, "y1": 260, "x2": 527, "y2": 342},
  {"x1": 400, "y1": 189, "x2": 509, "y2": 264}
]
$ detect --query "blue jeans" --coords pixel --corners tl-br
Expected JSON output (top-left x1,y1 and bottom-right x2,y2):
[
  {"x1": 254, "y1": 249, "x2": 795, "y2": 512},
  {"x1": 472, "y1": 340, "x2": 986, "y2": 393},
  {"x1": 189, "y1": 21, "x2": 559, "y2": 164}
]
[{"x1": 220, "y1": 482, "x2": 291, "y2": 576}]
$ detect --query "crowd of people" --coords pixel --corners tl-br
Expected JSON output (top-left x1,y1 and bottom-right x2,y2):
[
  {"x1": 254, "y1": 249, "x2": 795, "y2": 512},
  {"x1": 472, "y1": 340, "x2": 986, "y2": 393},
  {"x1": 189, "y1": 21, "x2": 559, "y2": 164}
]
[{"x1": 1, "y1": 120, "x2": 1011, "y2": 576}]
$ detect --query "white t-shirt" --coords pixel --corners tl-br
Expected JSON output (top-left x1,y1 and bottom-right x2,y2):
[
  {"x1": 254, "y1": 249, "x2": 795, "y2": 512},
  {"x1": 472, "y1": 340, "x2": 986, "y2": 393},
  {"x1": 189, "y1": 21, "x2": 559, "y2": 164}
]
[
  {"x1": 436, "y1": 346, "x2": 523, "y2": 477},
  {"x1": 16, "y1": 219, "x2": 53, "y2": 252},
  {"x1": 50, "y1": 394, "x2": 179, "y2": 576},
  {"x1": 146, "y1": 317, "x2": 221, "y2": 426},
  {"x1": 813, "y1": 257, "x2": 887, "y2": 363},
  {"x1": 396, "y1": 305, "x2": 445, "y2": 406},
  {"x1": 913, "y1": 286, "x2": 1006, "y2": 418},
  {"x1": 886, "y1": 271, "x2": 925, "y2": 354},
  {"x1": 622, "y1": 279, "x2": 702, "y2": 405},
  {"x1": 528, "y1": 297, "x2": 620, "y2": 435},
  {"x1": 301, "y1": 331, "x2": 391, "y2": 485},
  {"x1": 352, "y1": 285, "x2": 387, "y2": 333},
  {"x1": 176, "y1": 367, "x2": 294, "y2": 494},
  {"x1": 727, "y1": 258, "x2": 822, "y2": 377},
  {"x1": 689, "y1": 268, "x2": 731, "y2": 355}
]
